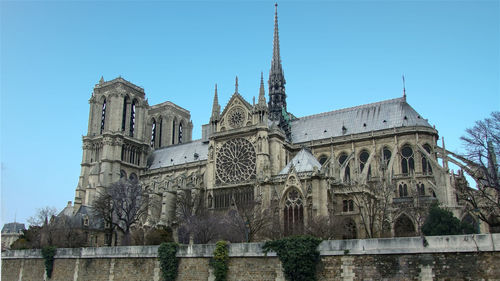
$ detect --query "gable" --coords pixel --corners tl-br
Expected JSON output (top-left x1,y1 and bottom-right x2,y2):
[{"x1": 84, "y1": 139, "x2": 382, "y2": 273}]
[{"x1": 219, "y1": 93, "x2": 253, "y2": 131}]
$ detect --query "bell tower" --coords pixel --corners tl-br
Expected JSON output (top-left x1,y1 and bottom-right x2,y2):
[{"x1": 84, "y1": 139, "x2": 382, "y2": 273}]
[{"x1": 74, "y1": 77, "x2": 150, "y2": 211}]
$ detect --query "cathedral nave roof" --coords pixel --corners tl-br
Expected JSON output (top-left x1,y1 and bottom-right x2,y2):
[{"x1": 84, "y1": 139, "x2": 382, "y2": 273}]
[
  {"x1": 149, "y1": 140, "x2": 208, "y2": 170},
  {"x1": 290, "y1": 97, "x2": 433, "y2": 143}
]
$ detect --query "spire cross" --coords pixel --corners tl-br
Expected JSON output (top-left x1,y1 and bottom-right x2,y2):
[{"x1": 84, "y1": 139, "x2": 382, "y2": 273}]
[
  {"x1": 402, "y1": 74, "x2": 406, "y2": 98},
  {"x1": 235, "y1": 76, "x2": 239, "y2": 93}
]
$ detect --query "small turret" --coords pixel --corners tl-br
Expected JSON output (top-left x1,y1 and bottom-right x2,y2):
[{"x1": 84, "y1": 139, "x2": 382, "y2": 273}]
[{"x1": 254, "y1": 73, "x2": 268, "y2": 124}]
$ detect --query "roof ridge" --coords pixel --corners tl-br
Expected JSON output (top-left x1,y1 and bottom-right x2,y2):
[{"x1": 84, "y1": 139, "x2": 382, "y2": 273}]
[
  {"x1": 294, "y1": 97, "x2": 405, "y2": 122},
  {"x1": 95, "y1": 77, "x2": 145, "y2": 92},
  {"x1": 153, "y1": 139, "x2": 204, "y2": 152}
]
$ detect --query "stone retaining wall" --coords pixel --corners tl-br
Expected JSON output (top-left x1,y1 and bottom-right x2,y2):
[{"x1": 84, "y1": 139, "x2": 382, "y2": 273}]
[{"x1": 2, "y1": 234, "x2": 499, "y2": 281}]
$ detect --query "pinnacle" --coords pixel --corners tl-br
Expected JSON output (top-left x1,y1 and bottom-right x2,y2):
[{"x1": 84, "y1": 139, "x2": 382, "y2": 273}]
[
  {"x1": 258, "y1": 72, "x2": 266, "y2": 106},
  {"x1": 211, "y1": 83, "x2": 220, "y2": 118}
]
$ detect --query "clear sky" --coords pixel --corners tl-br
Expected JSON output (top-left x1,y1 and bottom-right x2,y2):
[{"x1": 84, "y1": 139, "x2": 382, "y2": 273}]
[{"x1": 1, "y1": 0, "x2": 499, "y2": 226}]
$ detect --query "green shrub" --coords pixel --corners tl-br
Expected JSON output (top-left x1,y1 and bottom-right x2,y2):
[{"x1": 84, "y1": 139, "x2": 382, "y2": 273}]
[
  {"x1": 158, "y1": 242, "x2": 179, "y2": 281},
  {"x1": 41, "y1": 246, "x2": 57, "y2": 279},
  {"x1": 263, "y1": 236, "x2": 322, "y2": 281},
  {"x1": 422, "y1": 204, "x2": 476, "y2": 236},
  {"x1": 210, "y1": 240, "x2": 229, "y2": 281}
]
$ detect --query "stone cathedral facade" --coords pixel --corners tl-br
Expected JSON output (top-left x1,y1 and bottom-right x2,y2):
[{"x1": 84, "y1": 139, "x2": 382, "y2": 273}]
[{"x1": 72, "y1": 5, "x2": 471, "y2": 241}]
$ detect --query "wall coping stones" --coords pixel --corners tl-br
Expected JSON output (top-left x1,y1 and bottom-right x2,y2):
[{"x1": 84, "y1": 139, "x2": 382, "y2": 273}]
[{"x1": 3, "y1": 233, "x2": 498, "y2": 260}]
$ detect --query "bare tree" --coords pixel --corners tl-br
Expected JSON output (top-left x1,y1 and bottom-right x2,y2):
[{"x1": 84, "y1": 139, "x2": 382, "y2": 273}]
[
  {"x1": 305, "y1": 215, "x2": 343, "y2": 240},
  {"x1": 27, "y1": 206, "x2": 57, "y2": 227},
  {"x1": 175, "y1": 189, "x2": 224, "y2": 244},
  {"x1": 92, "y1": 190, "x2": 115, "y2": 246},
  {"x1": 50, "y1": 215, "x2": 87, "y2": 248},
  {"x1": 225, "y1": 201, "x2": 272, "y2": 242},
  {"x1": 447, "y1": 111, "x2": 500, "y2": 232},
  {"x1": 92, "y1": 179, "x2": 149, "y2": 245},
  {"x1": 345, "y1": 180, "x2": 393, "y2": 238},
  {"x1": 460, "y1": 111, "x2": 499, "y2": 191}
]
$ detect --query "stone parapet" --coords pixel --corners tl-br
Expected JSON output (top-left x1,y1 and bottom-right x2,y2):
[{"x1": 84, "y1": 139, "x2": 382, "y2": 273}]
[{"x1": 3, "y1": 234, "x2": 499, "y2": 260}]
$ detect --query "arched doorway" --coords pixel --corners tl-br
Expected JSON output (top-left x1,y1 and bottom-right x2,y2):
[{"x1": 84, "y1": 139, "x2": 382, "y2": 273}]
[
  {"x1": 283, "y1": 188, "x2": 304, "y2": 235},
  {"x1": 461, "y1": 214, "x2": 479, "y2": 234},
  {"x1": 394, "y1": 214, "x2": 416, "y2": 237},
  {"x1": 342, "y1": 218, "x2": 357, "y2": 239}
]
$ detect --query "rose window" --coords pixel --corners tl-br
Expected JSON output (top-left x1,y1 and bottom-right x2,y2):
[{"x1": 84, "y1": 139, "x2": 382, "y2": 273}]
[
  {"x1": 228, "y1": 107, "x2": 245, "y2": 128},
  {"x1": 216, "y1": 138, "x2": 256, "y2": 184}
]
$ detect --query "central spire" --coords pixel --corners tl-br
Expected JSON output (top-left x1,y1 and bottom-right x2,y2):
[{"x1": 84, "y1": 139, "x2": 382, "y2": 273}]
[
  {"x1": 268, "y1": 3, "x2": 287, "y2": 122},
  {"x1": 271, "y1": 3, "x2": 283, "y2": 74}
]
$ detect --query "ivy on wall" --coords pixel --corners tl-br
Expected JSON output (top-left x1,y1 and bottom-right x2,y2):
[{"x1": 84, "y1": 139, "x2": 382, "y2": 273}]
[
  {"x1": 158, "y1": 242, "x2": 179, "y2": 281},
  {"x1": 263, "y1": 236, "x2": 322, "y2": 281},
  {"x1": 210, "y1": 240, "x2": 229, "y2": 281},
  {"x1": 41, "y1": 246, "x2": 57, "y2": 279}
]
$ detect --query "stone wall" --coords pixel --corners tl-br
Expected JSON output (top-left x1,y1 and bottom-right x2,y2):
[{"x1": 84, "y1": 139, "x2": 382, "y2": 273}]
[{"x1": 2, "y1": 234, "x2": 499, "y2": 281}]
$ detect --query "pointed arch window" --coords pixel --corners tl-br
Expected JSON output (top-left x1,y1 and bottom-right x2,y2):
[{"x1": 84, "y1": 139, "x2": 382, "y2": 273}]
[
  {"x1": 399, "y1": 183, "x2": 409, "y2": 197},
  {"x1": 172, "y1": 120, "x2": 176, "y2": 144},
  {"x1": 283, "y1": 188, "x2": 304, "y2": 235},
  {"x1": 359, "y1": 150, "x2": 371, "y2": 179},
  {"x1": 417, "y1": 182, "x2": 425, "y2": 196},
  {"x1": 318, "y1": 154, "x2": 328, "y2": 165},
  {"x1": 339, "y1": 153, "x2": 350, "y2": 182},
  {"x1": 158, "y1": 117, "x2": 163, "y2": 148},
  {"x1": 150, "y1": 119, "x2": 156, "y2": 148},
  {"x1": 100, "y1": 98, "x2": 107, "y2": 134},
  {"x1": 129, "y1": 100, "x2": 136, "y2": 137},
  {"x1": 382, "y1": 147, "x2": 392, "y2": 169},
  {"x1": 122, "y1": 96, "x2": 128, "y2": 131},
  {"x1": 178, "y1": 123, "x2": 183, "y2": 144},
  {"x1": 421, "y1": 144, "x2": 433, "y2": 175},
  {"x1": 401, "y1": 145, "x2": 414, "y2": 175}
]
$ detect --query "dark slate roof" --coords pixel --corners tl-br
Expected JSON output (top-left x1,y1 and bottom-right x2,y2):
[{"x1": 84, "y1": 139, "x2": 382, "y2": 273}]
[
  {"x1": 2, "y1": 222, "x2": 25, "y2": 234},
  {"x1": 290, "y1": 97, "x2": 432, "y2": 143},
  {"x1": 279, "y1": 149, "x2": 322, "y2": 175},
  {"x1": 57, "y1": 205, "x2": 103, "y2": 229},
  {"x1": 149, "y1": 140, "x2": 209, "y2": 169}
]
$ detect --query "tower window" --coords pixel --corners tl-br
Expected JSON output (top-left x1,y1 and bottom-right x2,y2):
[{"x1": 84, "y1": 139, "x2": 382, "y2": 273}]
[
  {"x1": 122, "y1": 96, "x2": 128, "y2": 131},
  {"x1": 172, "y1": 120, "x2": 176, "y2": 144},
  {"x1": 158, "y1": 117, "x2": 163, "y2": 147},
  {"x1": 150, "y1": 119, "x2": 156, "y2": 148},
  {"x1": 100, "y1": 98, "x2": 106, "y2": 134},
  {"x1": 129, "y1": 100, "x2": 136, "y2": 137},
  {"x1": 178, "y1": 123, "x2": 183, "y2": 144}
]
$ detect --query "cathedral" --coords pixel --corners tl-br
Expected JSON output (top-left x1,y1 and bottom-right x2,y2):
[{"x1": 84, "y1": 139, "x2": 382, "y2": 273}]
[{"x1": 72, "y1": 4, "x2": 472, "y2": 242}]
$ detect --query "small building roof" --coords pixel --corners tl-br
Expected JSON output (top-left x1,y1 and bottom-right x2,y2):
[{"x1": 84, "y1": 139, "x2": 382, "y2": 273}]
[
  {"x1": 2, "y1": 222, "x2": 25, "y2": 234},
  {"x1": 290, "y1": 97, "x2": 433, "y2": 143},
  {"x1": 149, "y1": 140, "x2": 209, "y2": 169},
  {"x1": 279, "y1": 148, "x2": 322, "y2": 175}
]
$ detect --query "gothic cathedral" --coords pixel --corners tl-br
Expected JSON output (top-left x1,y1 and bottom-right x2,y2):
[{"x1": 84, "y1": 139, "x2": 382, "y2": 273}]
[{"x1": 72, "y1": 4, "x2": 470, "y2": 241}]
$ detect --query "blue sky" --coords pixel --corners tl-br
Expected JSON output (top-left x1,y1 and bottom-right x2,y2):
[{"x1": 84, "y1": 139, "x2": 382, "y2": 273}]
[{"x1": 1, "y1": 0, "x2": 499, "y2": 225}]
